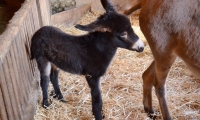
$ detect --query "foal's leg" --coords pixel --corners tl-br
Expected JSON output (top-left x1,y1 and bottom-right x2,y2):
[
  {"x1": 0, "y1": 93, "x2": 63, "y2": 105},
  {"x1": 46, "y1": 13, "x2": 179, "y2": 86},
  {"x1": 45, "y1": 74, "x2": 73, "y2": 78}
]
[
  {"x1": 36, "y1": 57, "x2": 51, "y2": 108},
  {"x1": 50, "y1": 64, "x2": 66, "y2": 103},
  {"x1": 85, "y1": 75, "x2": 103, "y2": 120}
]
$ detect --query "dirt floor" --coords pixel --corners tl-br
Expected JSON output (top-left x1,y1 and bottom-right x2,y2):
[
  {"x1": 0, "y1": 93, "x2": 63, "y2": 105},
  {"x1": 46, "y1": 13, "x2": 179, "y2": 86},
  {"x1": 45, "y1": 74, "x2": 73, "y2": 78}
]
[{"x1": 34, "y1": 10, "x2": 200, "y2": 120}]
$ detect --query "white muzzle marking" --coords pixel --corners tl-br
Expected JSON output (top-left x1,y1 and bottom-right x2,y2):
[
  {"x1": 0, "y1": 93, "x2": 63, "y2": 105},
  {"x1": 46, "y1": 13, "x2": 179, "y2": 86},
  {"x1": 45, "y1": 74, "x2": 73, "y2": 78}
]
[{"x1": 132, "y1": 39, "x2": 144, "y2": 51}]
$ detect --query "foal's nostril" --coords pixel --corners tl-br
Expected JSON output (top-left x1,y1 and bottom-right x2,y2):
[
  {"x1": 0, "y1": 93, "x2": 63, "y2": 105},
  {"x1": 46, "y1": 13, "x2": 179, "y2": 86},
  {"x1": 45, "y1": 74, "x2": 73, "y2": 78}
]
[
  {"x1": 137, "y1": 47, "x2": 144, "y2": 52},
  {"x1": 132, "y1": 39, "x2": 144, "y2": 52}
]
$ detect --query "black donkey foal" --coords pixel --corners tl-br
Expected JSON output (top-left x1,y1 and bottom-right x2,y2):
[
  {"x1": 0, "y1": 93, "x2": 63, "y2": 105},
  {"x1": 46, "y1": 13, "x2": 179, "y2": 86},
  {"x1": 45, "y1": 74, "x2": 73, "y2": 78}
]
[{"x1": 31, "y1": 0, "x2": 144, "y2": 119}]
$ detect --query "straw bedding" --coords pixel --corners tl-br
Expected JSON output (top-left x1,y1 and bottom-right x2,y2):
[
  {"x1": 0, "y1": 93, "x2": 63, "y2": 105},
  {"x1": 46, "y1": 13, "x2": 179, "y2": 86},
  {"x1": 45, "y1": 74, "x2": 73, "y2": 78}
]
[{"x1": 34, "y1": 10, "x2": 200, "y2": 120}]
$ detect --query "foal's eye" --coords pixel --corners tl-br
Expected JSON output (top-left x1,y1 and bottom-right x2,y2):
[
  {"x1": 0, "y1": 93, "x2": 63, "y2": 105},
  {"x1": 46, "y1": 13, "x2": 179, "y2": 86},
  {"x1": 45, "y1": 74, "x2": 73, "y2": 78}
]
[{"x1": 120, "y1": 32, "x2": 128, "y2": 38}]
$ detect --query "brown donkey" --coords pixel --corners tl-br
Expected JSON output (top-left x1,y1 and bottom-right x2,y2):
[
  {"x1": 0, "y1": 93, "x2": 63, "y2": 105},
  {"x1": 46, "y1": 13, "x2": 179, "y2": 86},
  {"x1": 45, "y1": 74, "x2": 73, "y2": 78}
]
[{"x1": 124, "y1": 0, "x2": 200, "y2": 120}]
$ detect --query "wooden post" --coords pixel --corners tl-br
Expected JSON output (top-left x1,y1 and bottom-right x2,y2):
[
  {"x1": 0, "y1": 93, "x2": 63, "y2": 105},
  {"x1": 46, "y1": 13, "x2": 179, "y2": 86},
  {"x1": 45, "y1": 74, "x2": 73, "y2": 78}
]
[{"x1": 37, "y1": 0, "x2": 51, "y2": 26}]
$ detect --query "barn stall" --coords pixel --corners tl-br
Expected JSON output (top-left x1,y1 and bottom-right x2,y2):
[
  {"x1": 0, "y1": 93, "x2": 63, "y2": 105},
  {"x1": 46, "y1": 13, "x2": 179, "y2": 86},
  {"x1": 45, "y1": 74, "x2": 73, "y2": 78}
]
[
  {"x1": 0, "y1": 0, "x2": 199, "y2": 120},
  {"x1": 34, "y1": 0, "x2": 200, "y2": 120}
]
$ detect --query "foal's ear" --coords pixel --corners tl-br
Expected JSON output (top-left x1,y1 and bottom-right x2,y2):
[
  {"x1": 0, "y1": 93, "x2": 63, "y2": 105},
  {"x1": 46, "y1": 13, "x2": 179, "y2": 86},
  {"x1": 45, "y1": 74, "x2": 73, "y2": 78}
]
[
  {"x1": 75, "y1": 0, "x2": 117, "y2": 32},
  {"x1": 100, "y1": 0, "x2": 117, "y2": 13},
  {"x1": 75, "y1": 21, "x2": 111, "y2": 32},
  {"x1": 75, "y1": 23, "x2": 100, "y2": 32}
]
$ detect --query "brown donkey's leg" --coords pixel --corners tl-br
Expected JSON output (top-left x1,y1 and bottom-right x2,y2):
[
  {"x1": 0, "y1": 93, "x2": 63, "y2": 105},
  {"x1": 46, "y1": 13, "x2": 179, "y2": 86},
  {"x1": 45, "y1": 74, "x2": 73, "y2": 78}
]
[
  {"x1": 143, "y1": 51, "x2": 176, "y2": 119},
  {"x1": 142, "y1": 61, "x2": 155, "y2": 115}
]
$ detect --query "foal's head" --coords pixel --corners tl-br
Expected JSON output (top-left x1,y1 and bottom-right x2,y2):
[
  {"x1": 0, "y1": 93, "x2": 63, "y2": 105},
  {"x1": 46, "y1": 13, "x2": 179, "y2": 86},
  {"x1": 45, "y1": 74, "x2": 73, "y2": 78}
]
[{"x1": 75, "y1": 0, "x2": 144, "y2": 52}]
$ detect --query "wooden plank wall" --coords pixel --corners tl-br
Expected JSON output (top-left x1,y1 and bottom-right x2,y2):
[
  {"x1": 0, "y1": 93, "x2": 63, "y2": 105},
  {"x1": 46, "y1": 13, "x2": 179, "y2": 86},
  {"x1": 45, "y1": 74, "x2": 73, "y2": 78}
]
[{"x1": 0, "y1": 0, "x2": 43, "y2": 119}]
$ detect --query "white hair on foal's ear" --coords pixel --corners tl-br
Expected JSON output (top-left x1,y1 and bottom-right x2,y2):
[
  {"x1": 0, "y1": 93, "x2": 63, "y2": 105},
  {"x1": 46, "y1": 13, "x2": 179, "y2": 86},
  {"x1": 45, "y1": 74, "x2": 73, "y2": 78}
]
[{"x1": 93, "y1": 27, "x2": 112, "y2": 33}]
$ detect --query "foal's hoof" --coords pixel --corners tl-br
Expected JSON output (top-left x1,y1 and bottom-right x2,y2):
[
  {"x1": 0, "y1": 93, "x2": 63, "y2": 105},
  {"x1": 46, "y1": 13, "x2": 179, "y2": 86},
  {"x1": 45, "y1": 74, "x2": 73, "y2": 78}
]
[
  {"x1": 50, "y1": 90, "x2": 66, "y2": 103},
  {"x1": 93, "y1": 111, "x2": 105, "y2": 120},
  {"x1": 50, "y1": 90, "x2": 56, "y2": 97},
  {"x1": 59, "y1": 98, "x2": 67, "y2": 103},
  {"x1": 42, "y1": 100, "x2": 50, "y2": 109}
]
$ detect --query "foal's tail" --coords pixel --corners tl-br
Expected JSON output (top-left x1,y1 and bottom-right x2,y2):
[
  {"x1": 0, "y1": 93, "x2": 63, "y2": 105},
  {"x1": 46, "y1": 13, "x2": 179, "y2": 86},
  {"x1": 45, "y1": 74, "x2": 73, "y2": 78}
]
[{"x1": 30, "y1": 33, "x2": 44, "y2": 60}]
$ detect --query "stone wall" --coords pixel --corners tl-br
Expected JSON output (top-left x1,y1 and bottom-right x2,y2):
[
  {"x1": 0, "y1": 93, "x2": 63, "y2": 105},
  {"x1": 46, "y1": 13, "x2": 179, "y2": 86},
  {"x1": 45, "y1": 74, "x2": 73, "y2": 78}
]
[
  {"x1": 50, "y1": 0, "x2": 140, "y2": 14},
  {"x1": 76, "y1": 0, "x2": 140, "y2": 12},
  {"x1": 50, "y1": 0, "x2": 76, "y2": 14}
]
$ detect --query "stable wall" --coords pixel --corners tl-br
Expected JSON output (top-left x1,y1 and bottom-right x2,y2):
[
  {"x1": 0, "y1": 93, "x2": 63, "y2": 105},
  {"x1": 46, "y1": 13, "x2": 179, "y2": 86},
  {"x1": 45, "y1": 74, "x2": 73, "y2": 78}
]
[
  {"x1": 76, "y1": 0, "x2": 140, "y2": 11},
  {"x1": 51, "y1": 0, "x2": 139, "y2": 25},
  {"x1": 0, "y1": 0, "x2": 50, "y2": 119}
]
